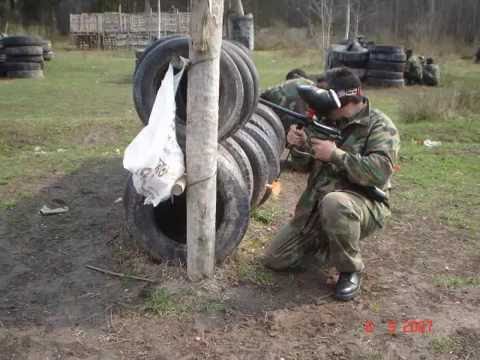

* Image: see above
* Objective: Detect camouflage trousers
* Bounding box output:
[263,191,387,273]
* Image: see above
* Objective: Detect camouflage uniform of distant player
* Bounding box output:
[405,49,423,85]
[263,68,400,301]
[260,69,315,131]
[422,58,440,86]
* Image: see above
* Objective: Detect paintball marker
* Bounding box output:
[259,85,388,205]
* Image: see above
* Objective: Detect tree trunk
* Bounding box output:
[230,0,244,16]
[344,0,351,40]
[354,1,360,38]
[186,0,224,281]
[144,0,151,13]
[393,0,399,40]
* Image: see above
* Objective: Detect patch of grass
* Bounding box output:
[433,275,480,289]
[399,87,480,125]
[253,50,324,88]
[144,288,191,316]
[237,261,274,286]
[144,287,227,317]
[430,336,461,354]
[370,302,381,313]
[394,142,480,234]
[0,200,17,210]
[251,207,278,225]
[199,300,226,314]
[0,49,139,204]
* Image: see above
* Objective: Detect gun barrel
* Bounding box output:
[259,98,309,124]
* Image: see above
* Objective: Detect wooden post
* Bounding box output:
[186,0,224,281]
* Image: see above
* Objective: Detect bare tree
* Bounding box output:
[229,0,244,16]
[344,0,351,40]
[309,0,334,49]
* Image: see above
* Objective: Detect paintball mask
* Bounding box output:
[297,85,342,117]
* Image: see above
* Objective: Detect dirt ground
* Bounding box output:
[1,158,479,360]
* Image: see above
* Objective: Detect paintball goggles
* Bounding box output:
[296,85,342,117]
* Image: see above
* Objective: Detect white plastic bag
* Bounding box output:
[123,64,186,206]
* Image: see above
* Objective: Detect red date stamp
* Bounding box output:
[363,319,433,335]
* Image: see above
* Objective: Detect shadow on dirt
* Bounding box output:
[0,158,132,328]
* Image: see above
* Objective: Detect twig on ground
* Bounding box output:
[86,265,155,283]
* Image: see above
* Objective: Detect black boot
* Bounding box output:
[335,272,361,301]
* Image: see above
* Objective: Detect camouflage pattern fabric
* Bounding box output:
[405,55,423,85]
[263,103,400,273]
[261,77,315,130]
[422,64,440,86]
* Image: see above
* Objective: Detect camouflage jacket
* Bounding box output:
[261,77,314,110]
[422,64,440,86]
[290,102,400,228]
[406,56,423,81]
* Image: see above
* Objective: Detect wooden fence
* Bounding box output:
[70,12,191,49]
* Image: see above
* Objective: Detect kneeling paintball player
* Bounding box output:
[262,68,400,301]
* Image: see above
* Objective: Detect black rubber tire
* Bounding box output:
[249,113,284,155]
[243,123,281,207]
[254,103,286,150]
[133,36,244,141]
[371,45,404,54]
[367,60,406,72]
[1,36,44,47]
[124,145,250,263]
[223,41,257,132]
[367,70,404,80]
[232,130,270,208]
[0,62,43,72]
[370,52,407,63]
[7,70,44,79]
[4,46,43,57]
[330,48,369,63]
[224,40,259,119]
[134,35,182,73]
[338,59,369,68]
[366,77,405,88]
[222,137,254,203]
[227,40,251,56]
[6,55,44,63]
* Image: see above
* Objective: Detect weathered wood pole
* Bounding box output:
[186,0,224,281]
[230,0,245,16]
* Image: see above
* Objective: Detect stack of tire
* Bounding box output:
[366,45,406,88]
[125,35,285,263]
[326,41,369,81]
[0,36,51,79]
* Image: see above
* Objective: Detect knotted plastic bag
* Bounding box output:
[123,63,185,206]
